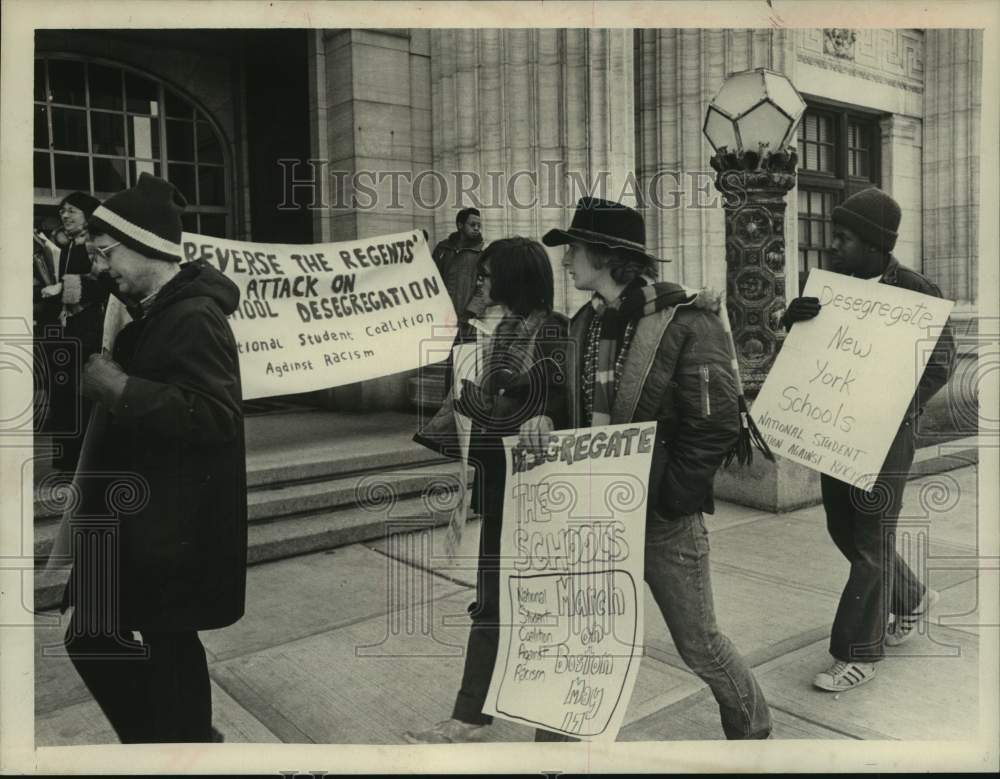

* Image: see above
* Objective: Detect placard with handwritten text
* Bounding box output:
[752,269,953,491]
[482,423,654,740]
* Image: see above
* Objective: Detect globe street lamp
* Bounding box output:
[704,68,805,396]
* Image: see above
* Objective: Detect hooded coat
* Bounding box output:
[568,282,740,520]
[66,260,248,631]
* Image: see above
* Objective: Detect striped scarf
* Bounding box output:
[584,278,681,426]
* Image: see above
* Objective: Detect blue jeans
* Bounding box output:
[645,512,772,739]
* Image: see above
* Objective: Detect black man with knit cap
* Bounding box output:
[783,186,955,692]
[62,173,247,742]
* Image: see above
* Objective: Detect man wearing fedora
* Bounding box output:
[782,187,955,692]
[522,197,772,740]
[61,173,247,742]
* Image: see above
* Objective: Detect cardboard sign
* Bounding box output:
[482,422,654,741]
[180,230,457,399]
[752,269,953,491]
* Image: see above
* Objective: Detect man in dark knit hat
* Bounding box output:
[61,173,247,743]
[783,186,955,692]
[519,197,772,741]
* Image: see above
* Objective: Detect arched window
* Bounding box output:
[33,56,231,237]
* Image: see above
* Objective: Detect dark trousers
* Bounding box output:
[451,453,578,742]
[822,419,925,662]
[64,612,213,743]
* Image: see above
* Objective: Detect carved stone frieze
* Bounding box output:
[824,29,857,60]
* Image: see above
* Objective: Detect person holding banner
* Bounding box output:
[406,237,571,744]
[519,197,773,740]
[782,187,955,692]
[36,192,110,472]
[60,173,247,743]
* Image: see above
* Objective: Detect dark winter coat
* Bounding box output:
[68,260,248,631]
[568,285,740,520]
[879,256,955,418]
[432,231,483,323]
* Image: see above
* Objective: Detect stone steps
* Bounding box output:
[33,414,473,610]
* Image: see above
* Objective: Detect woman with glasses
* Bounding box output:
[406,236,571,744]
[36,192,110,473]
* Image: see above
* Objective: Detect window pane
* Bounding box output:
[91,111,126,156]
[166,119,195,161]
[88,64,123,111]
[129,159,161,184]
[198,166,225,205]
[809,191,821,214]
[818,115,831,143]
[35,59,45,102]
[856,151,869,178]
[805,143,818,170]
[93,157,127,193]
[47,59,86,106]
[53,154,90,191]
[797,189,807,211]
[168,163,197,203]
[128,115,160,158]
[165,89,193,119]
[848,149,857,177]
[34,105,49,149]
[125,72,160,115]
[196,122,223,163]
[34,152,51,191]
[50,107,88,152]
[798,218,808,244]
[804,113,817,142]
[181,212,198,233]
[819,144,832,172]
[825,220,833,245]
[199,213,226,238]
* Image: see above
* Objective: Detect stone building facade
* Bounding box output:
[34,28,982,411]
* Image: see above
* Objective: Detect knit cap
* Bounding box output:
[89,173,187,262]
[831,187,901,253]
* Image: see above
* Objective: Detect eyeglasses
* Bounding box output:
[91,241,121,262]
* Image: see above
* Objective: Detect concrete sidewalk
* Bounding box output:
[34,464,984,745]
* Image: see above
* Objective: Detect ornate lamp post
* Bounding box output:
[703,68,806,396]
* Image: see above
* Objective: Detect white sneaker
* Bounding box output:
[402,718,487,744]
[886,589,940,647]
[813,660,877,691]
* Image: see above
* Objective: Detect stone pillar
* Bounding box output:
[309,30,433,411]
[922,29,981,322]
[880,114,924,270]
[428,29,635,316]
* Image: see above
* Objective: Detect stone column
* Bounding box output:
[310,30,433,411]
[923,29,981,319]
[879,114,923,269]
[428,29,635,316]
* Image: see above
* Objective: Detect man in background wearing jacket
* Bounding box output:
[782,187,955,692]
[62,173,248,743]
[521,197,772,740]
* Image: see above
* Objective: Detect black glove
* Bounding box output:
[453,379,493,426]
[781,296,821,329]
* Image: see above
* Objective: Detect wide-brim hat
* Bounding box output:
[542,197,663,263]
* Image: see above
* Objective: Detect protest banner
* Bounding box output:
[751,269,954,491]
[482,422,654,740]
[180,229,457,399]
